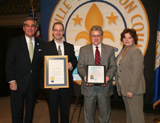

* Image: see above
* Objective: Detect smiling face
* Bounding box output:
[123,33,134,47]
[52,24,64,43]
[90,30,103,46]
[23,20,37,38]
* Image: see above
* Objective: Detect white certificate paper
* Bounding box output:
[87,66,105,84]
[48,60,64,84]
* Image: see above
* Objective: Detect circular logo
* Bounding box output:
[49,0,149,57]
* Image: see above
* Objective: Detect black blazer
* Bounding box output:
[5,35,45,93]
[42,40,77,89]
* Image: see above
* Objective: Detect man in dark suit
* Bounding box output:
[77,25,117,123]
[5,17,45,123]
[42,22,77,123]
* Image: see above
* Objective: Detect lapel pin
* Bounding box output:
[37,43,39,45]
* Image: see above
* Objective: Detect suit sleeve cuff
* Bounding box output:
[9,80,16,83]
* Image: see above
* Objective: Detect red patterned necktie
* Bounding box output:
[95,46,101,65]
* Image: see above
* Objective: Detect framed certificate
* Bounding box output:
[44,55,69,88]
[86,65,105,85]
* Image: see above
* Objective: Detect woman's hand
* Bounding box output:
[127,92,133,98]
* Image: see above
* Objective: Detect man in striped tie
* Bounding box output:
[77,25,117,123]
[42,22,77,123]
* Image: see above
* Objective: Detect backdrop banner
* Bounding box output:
[41,0,160,105]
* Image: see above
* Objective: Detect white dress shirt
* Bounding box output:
[25,36,35,50]
[92,43,101,59]
[55,41,64,55]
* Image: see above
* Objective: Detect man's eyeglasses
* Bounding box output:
[53,29,63,32]
[90,35,102,38]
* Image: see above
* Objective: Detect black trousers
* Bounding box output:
[10,80,38,123]
[45,88,72,123]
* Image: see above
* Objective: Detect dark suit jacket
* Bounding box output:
[5,35,45,93]
[77,43,117,97]
[42,40,77,89]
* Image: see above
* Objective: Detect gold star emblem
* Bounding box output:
[106,12,118,25]
[72,14,83,26]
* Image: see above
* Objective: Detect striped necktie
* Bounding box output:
[95,46,100,65]
[58,45,62,55]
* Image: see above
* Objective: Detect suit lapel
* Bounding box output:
[89,44,95,64]
[32,38,39,62]
[118,44,136,62]
[64,41,67,55]
[117,47,125,61]
[101,43,105,64]
[51,40,59,55]
[21,36,30,63]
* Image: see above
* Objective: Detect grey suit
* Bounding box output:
[77,43,117,123]
[115,43,145,123]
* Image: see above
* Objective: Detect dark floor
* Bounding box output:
[0,96,160,123]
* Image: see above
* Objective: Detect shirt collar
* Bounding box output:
[55,40,63,46]
[92,43,101,48]
[25,35,34,42]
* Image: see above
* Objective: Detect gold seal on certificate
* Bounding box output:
[86,65,105,85]
[44,55,69,88]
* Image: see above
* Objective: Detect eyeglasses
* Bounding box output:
[54,29,63,32]
[25,24,36,28]
[90,35,102,38]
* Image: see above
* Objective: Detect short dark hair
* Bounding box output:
[89,25,103,36]
[52,22,64,31]
[120,28,138,44]
[23,17,37,27]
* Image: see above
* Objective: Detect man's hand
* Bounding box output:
[101,76,109,87]
[84,77,94,86]
[68,62,73,70]
[106,76,109,83]
[51,87,59,90]
[84,77,86,83]
[10,81,17,91]
[118,92,121,96]
[127,92,133,98]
